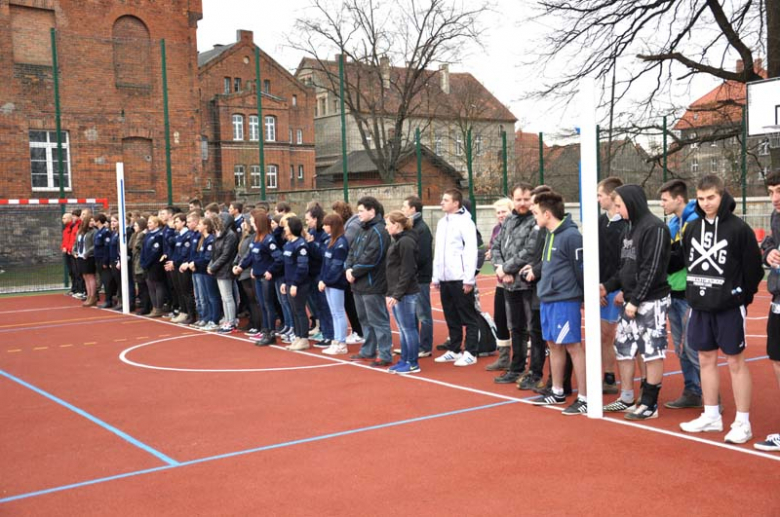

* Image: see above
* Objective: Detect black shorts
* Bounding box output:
[77,257,96,275]
[767,309,780,361]
[687,306,746,356]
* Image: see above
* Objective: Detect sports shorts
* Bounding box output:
[687,306,746,356]
[540,300,582,345]
[600,290,621,323]
[614,296,670,362]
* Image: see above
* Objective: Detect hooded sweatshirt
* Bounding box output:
[385,230,420,301]
[432,207,478,285]
[682,190,763,311]
[536,214,583,303]
[602,185,671,306]
[666,199,699,295]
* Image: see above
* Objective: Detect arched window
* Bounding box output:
[112,16,151,89]
[265,116,276,142]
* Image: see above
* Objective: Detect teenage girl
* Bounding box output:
[190,216,220,330]
[280,216,310,351]
[319,213,350,355]
[233,217,262,334]
[208,215,238,333]
[272,214,295,340]
[331,200,364,344]
[93,214,113,307]
[170,213,196,324]
[141,216,166,317]
[107,214,121,309]
[75,215,97,306]
[130,217,150,314]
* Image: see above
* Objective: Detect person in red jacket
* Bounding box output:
[61,211,82,298]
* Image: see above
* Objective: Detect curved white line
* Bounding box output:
[119,335,346,373]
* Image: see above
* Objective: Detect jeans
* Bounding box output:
[217,278,237,326]
[416,283,434,352]
[325,287,348,342]
[309,285,333,340]
[669,296,701,395]
[202,274,222,324]
[393,294,419,364]
[354,292,393,361]
[289,282,311,338]
[275,277,294,329]
[193,273,206,321]
[254,277,278,330]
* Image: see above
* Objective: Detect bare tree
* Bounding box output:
[292,0,488,182]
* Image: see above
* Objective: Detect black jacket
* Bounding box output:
[410,213,432,284]
[208,215,239,280]
[761,210,780,301]
[599,212,629,283]
[386,230,420,300]
[491,210,537,291]
[603,185,671,306]
[345,214,390,294]
[683,190,763,310]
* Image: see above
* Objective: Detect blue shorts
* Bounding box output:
[687,306,746,356]
[600,290,621,323]
[540,300,582,344]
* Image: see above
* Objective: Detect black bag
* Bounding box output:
[476,310,497,356]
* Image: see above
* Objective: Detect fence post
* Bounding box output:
[416,127,422,198]
[254,47,266,201]
[741,106,747,214]
[161,39,173,205]
[596,125,601,181]
[467,128,476,223]
[50,28,68,288]
[501,130,508,196]
[538,132,545,185]
[339,54,349,202]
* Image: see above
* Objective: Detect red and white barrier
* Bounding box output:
[0,198,109,209]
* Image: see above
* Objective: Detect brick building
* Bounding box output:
[198,30,316,201]
[0,0,204,205]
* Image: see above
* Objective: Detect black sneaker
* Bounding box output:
[517,374,541,391]
[562,398,588,416]
[604,398,635,413]
[494,371,522,384]
[532,388,566,406]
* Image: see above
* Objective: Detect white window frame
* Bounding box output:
[475,136,483,156]
[289,128,293,143]
[759,139,770,156]
[710,157,719,172]
[290,164,295,179]
[265,116,276,142]
[224,77,231,94]
[232,115,244,141]
[298,164,304,180]
[234,164,246,188]
[455,135,463,156]
[691,157,699,173]
[267,164,278,189]
[296,129,303,145]
[250,164,262,188]
[434,133,443,155]
[292,94,298,106]
[30,130,72,192]
[248,115,260,142]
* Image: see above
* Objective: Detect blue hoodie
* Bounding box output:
[667,199,699,293]
[536,214,583,303]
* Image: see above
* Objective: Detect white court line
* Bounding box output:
[104,308,780,463]
[0,305,81,315]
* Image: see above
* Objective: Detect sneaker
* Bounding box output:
[604,399,636,413]
[162,312,174,319]
[202,322,220,331]
[370,358,392,367]
[388,361,409,373]
[244,328,260,336]
[281,331,295,343]
[322,342,348,355]
[312,339,331,349]
[345,332,364,345]
[494,371,521,384]
[532,389,567,406]
[308,324,320,337]
[349,354,373,361]
[287,337,311,351]
[396,363,421,374]
[754,433,780,452]
[217,325,236,334]
[189,320,205,328]
[453,351,477,367]
[434,351,462,363]
[254,335,275,347]
[625,404,658,421]
[418,350,432,358]
[247,331,265,340]
[680,414,723,433]
[562,398,588,416]
[309,332,323,342]
[274,326,290,337]
[724,421,753,444]
[171,313,189,324]
[436,338,450,351]
[664,391,703,409]
[392,348,402,355]
[517,375,541,391]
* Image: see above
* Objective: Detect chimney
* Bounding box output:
[237,30,253,43]
[380,56,390,89]
[439,64,450,94]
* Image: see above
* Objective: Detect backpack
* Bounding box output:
[476,310,497,356]
[476,228,486,271]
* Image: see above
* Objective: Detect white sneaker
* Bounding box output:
[346,332,364,345]
[322,342,348,355]
[724,421,753,444]
[454,351,478,367]
[434,350,462,363]
[680,414,723,433]
[202,322,220,332]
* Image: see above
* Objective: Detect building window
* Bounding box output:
[234,165,246,188]
[250,165,262,188]
[456,135,463,156]
[475,136,483,156]
[263,80,270,93]
[333,98,339,113]
[234,77,242,93]
[29,130,71,191]
[759,139,770,156]
[365,133,372,148]
[296,129,303,145]
[691,157,699,174]
[298,164,304,180]
[267,165,278,189]
[710,157,719,172]
[434,133,443,155]
[248,115,259,141]
[289,128,293,143]
[292,95,298,106]
[290,164,295,179]
[224,77,231,94]
[232,115,244,141]
[112,16,151,89]
[200,136,208,161]
[265,116,276,142]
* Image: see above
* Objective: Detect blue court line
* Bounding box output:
[0,369,178,467]
[0,399,516,504]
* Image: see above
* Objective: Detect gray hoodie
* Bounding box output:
[536,214,583,303]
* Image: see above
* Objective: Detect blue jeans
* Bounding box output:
[669,297,701,396]
[325,287,347,342]
[192,273,207,322]
[308,281,334,340]
[254,277,278,330]
[203,274,222,324]
[354,292,392,361]
[393,294,419,364]
[415,283,433,353]
[275,277,294,329]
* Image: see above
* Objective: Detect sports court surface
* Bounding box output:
[1,276,778,515]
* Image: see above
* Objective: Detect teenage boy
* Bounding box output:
[757,170,780,452]
[597,177,629,395]
[402,195,434,357]
[490,183,537,384]
[345,196,393,367]
[600,185,671,420]
[679,175,763,443]
[432,189,481,367]
[659,179,703,409]
[529,191,587,415]
[229,202,245,235]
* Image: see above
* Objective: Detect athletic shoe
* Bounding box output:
[188,320,206,329]
[664,391,703,409]
[244,328,260,336]
[322,342,348,355]
[171,313,189,324]
[396,363,421,374]
[434,351,462,363]
[494,371,521,384]
[281,331,295,343]
[453,351,477,367]
[680,414,723,433]
[517,374,541,391]
[604,398,636,413]
[370,358,392,367]
[418,350,432,358]
[312,339,331,349]
[162,312,174,319]
[247,331,265,340]
[388,361,409,373]
[436,338,450,351]
[345,332,364,345]
[349,354,374,361]
[392,348,402,355]
[754,433,780,452]
[532,389,567,406]
[202,322,220,332]
[562,398,588,416]
[254,335,275,347]
[309,332,324,342]
[274,326,290,337]
[217,325,236,334]
[724,421,753,444]
[287,337,310,351]
[308,323,320,337]
[625,404,658,420]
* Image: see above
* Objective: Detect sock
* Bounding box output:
[704,405,720,419]
[552,386,564,396]
[621,389,635,403]
[735,411,750,425]
[578,395,587,403]
[604,372,616,385]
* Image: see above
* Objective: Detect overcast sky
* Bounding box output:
[197,0,722,144]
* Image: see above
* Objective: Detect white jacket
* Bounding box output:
[433,207,478,285]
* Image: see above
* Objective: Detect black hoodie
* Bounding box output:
[603,185,671,306]
[682,190,763,311]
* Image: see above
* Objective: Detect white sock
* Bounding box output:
[552,386,564,396]
[621,390,635,403]
[578,395,587,403]
[703,405,720,420]
[735,411,750,425]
